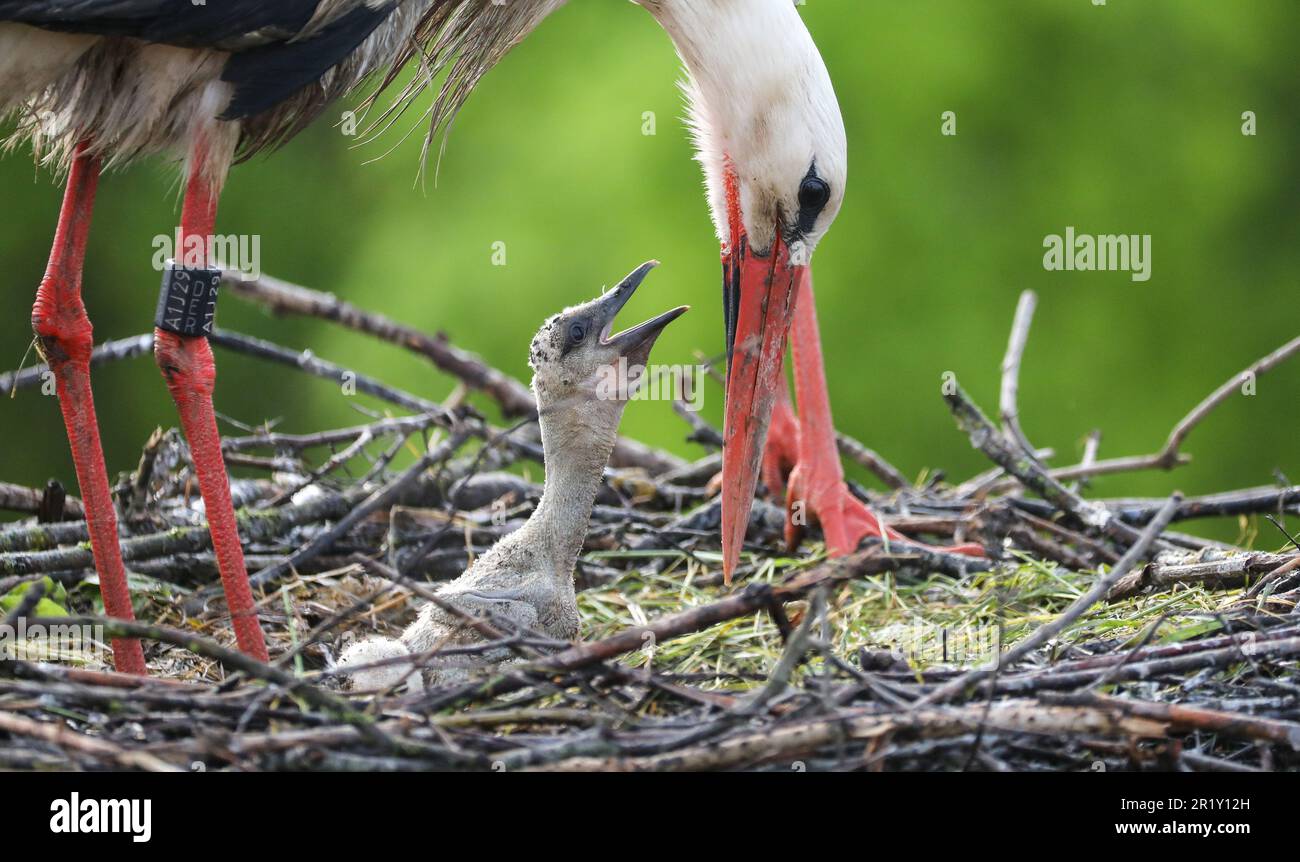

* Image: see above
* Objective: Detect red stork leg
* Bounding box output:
[152,138,269,662]
[777,275,987,559]
[31,142,147,675]
[761,383,799,500]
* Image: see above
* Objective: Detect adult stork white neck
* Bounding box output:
[3,0,984,674]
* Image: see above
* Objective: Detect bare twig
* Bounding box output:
[1,333,153,395]
[993,333,1300,488]
[944,375,1156,549]
[222,270,537,417]
[999,290,1039,461]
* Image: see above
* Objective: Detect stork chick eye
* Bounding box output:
[568,322,587,344]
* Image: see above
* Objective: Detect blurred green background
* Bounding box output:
[2,0,1297,541]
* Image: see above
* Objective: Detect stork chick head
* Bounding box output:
[528,261,688,418]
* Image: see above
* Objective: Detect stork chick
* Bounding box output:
[340,261,686,692]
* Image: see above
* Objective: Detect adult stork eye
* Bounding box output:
[798,176,831,214]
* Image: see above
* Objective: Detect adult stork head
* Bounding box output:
[642,0,848,576]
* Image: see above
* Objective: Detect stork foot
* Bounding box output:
[768,386,985,560]
[782,462,987,558]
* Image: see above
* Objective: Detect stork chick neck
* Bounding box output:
[524,397,623,582]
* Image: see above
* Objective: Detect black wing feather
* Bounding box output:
[220,5,394,119]
[0,1,321,47]
[1,1,399,122]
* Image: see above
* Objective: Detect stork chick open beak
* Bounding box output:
[597,260,690,365]
[721,230,808,582]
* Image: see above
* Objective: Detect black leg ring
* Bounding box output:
[155,261,222,337]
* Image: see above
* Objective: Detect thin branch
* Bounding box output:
[943,375,1153,548]
[999,290,1039,461]
[1,333,153,395]
[222,269,538,417]
[992,333,1300,489]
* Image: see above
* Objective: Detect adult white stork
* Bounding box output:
[1,0,983,674]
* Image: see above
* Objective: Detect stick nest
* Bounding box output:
[1,277,1297,772]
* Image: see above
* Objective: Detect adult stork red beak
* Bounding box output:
[716,173,986,581]
[718,169,807,579]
